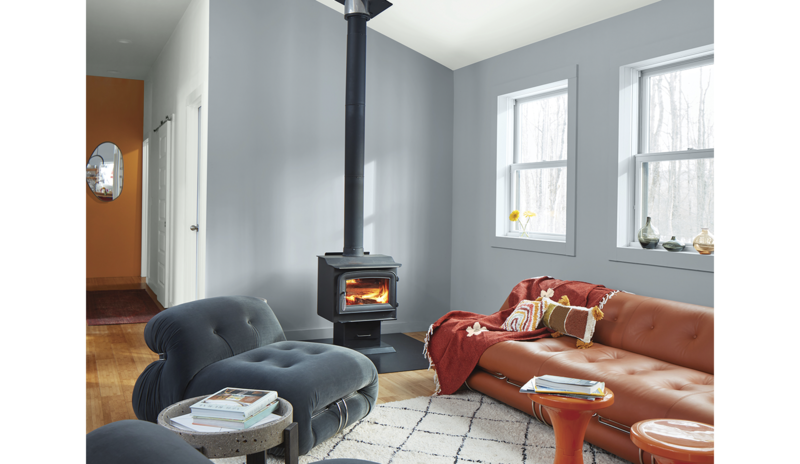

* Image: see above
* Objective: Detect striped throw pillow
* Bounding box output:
[501,299,544,332]
[541,296,603,344]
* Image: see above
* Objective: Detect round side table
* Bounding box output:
[157,396,298,464]
[631,419,714,464]
[527,388,615,464]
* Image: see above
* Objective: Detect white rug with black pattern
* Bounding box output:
[213,390,627,464]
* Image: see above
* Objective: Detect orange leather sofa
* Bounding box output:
[465,292,713,463]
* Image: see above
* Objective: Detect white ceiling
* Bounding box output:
[86,0,660,80]
[316,0,661,70]
[86,0,193,80]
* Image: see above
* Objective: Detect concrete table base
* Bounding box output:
[158,396,298,464]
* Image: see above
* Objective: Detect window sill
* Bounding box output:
[491,235,574,256]
[611,245,713,272]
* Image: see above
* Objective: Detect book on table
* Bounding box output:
[190,387,278,420]
[520,375,605,399]
[192,399,280,430]
[170,410,281,433]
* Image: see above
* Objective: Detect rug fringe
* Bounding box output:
[422,323,442,396]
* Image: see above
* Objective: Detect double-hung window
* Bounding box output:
[637,56,714,244]
[511,90,568,237]
[493,66,577,256]
[615,47,714,271]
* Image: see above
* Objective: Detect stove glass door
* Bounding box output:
[345,278,390,306]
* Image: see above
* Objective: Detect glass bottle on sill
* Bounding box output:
[637,217,660,249]
[693,228,714,255]
[663,236,685,252]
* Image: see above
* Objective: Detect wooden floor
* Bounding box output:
[86,278,436,433]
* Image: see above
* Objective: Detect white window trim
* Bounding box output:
[613,45,714,272]
[491,65,578,256]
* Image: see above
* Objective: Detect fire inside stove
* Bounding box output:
[345,278,389,305]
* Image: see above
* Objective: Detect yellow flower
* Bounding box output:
[523,211,536,218]
[509,210,520,222]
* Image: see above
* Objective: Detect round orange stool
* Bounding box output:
[630,419,714,464]
[527,388,614,464]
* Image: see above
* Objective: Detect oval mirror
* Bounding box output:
[87,142,124,201]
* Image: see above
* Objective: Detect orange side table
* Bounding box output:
[631,419,714,464]
[527,388,614,464]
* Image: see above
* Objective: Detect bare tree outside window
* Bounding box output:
[514,91,568,235]
[644,159,714,243]
[647,64,714,153]
[641,61,714,242]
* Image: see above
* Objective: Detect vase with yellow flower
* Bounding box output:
[509,210,536,237]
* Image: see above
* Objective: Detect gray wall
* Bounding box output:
[450,0,715,314]
[206,0,454,338]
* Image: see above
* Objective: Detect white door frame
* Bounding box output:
[141,138,149,277]
[184,90,207,302]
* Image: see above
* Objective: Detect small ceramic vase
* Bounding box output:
[637,217,660,249]
[692,228,714,255]
[663,236,685,252]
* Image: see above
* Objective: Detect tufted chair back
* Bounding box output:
[132,296,287,421]
[592,292,714,374]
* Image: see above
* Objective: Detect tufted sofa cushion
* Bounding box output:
[478,337,713,426]
[184,341,379,455]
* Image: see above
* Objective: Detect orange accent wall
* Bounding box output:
[86,76,144,278]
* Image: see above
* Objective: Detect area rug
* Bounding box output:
[86,289,161,326]
[211,390,627,464]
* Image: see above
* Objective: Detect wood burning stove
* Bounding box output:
[317,0,397,355]
[317,253,400,353]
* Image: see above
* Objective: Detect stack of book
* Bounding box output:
[170,387,281,432]
[520,375,605,400]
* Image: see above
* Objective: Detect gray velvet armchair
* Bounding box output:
[132,296,379,455]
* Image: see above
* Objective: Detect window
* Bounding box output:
[493,66,577,255]
[614,46,714,272]
[636,57,714,245]
[512,90,568,237]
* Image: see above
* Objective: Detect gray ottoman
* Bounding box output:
[132,296,379,455]
[87,420,211,464]
[87,420,381,464]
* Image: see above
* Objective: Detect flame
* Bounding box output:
[345,278,389,305]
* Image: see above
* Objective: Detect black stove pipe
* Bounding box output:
[343,9,369,257]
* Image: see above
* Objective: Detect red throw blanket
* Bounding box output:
[423,276,620,395]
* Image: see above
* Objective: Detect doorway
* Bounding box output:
[184,94,207,303]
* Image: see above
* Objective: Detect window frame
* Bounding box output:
[492,65,577,256]
[613,45,714,272]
